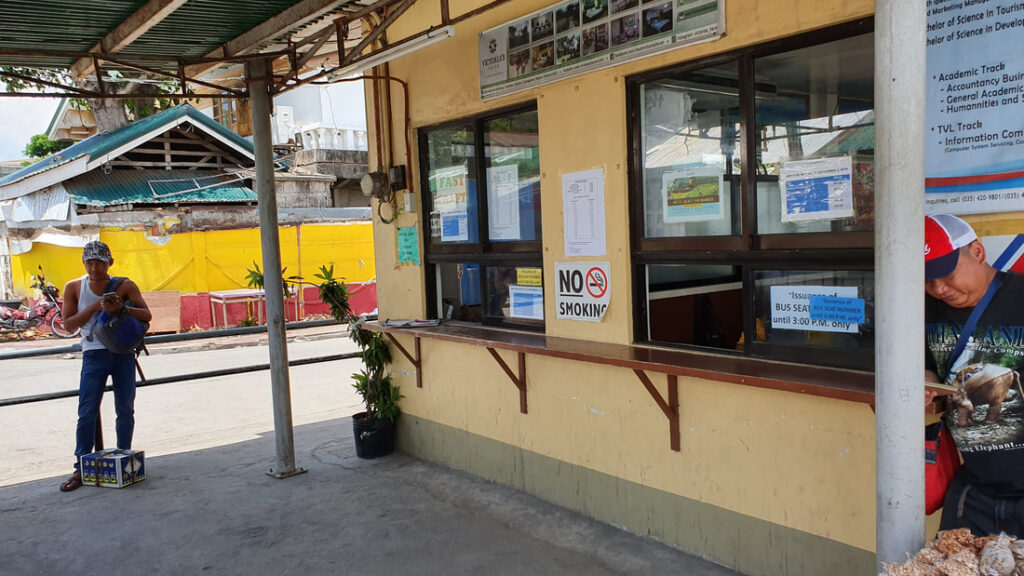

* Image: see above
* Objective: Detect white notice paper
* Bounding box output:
[769,285,859,333]
[779,156,854,223]
[488,165,520,241]
[509,285,544,320]
[562,168,606,257]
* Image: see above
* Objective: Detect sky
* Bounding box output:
[0,98,60,161]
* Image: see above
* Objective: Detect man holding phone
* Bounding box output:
[58,240,152,492]
[924,214,1024,536]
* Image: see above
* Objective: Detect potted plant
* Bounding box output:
[314,264,402,459]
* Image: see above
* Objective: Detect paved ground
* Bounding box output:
[0,326,740,576]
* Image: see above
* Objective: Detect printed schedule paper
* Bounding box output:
[562,168,606,257]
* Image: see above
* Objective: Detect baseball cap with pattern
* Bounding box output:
[82,240,112,263]
[924,214,977,280]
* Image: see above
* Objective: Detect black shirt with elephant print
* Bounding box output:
[926,271,1024,496]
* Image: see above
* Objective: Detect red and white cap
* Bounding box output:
[925,214,977,280]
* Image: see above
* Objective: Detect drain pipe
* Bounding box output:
[246,58,305,480]
[875,0,926,564]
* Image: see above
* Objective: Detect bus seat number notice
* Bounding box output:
[556,262,611,322]
[769,285,861,334]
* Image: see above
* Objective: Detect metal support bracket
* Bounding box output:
[267,467,308,479]
[385,333,421,388]
[487,347,527,414]
[633,370,679,452]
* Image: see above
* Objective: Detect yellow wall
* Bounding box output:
[10,222,375,296]
[377,0,875,344]
[367,0,881,566]
[393,341,878,550]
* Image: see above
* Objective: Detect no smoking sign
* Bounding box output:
[586,267,607,298]
[555,262,611,322]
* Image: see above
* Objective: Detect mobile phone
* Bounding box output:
[103,292,118,302]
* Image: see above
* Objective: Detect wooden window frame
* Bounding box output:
[419,103,544,331]
[627,18,877,370]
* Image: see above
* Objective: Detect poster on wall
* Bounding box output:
[769,285,862,334]
[430,165,470,242]
[925,2,1024,214]
[397,226,420,265]
[488,164,521,240]
[555,261,610,321]
[509,285,545,320]
[661,165,723,223]
[478,0,724,100]
[562,168,606,257]
[778,156,854,223]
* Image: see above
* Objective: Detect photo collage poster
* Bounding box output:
[479,0,723,100]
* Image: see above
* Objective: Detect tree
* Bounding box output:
[2,66,183,135]
[23,134,71,158]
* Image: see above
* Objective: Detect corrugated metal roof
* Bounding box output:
[0,103,253,188]
[64,169,256,206]
[0,1,150,68]
[0,1,362,70]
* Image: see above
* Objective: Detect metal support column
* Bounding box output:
[875,0,926,564]
[246,58,305,479]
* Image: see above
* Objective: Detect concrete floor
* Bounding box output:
[0,327,739,576]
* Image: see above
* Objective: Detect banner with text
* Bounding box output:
[926,0,1024,214]
[479,0,724,101]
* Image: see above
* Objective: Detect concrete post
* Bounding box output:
[246,58,305,479]
[875,0,927,564]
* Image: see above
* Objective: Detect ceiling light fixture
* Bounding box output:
[328,25,455,81]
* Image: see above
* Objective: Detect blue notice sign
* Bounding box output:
[808,296,865,324]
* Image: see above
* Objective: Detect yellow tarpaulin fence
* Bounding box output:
[10,222,375,296]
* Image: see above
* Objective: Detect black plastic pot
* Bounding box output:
[352,412,395,459]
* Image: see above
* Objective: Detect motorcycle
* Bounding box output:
[0,266,79,338]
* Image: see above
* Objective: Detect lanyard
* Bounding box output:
[946,271,1004,376]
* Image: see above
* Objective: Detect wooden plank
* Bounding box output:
[142,290,181,334]
[367,323,876,405]
[70,0,190,80]
[185,0,349,78]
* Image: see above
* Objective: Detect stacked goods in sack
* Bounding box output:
[881,529,1024,576]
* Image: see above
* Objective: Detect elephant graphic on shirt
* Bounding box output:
[949,363,1024,427]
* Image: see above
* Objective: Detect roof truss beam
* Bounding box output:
[185,0,351,79]
[0,0,517,100]
[70,0,191,81]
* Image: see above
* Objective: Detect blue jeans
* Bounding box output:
[74,349,136,468]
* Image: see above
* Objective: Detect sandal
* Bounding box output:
[59,471,82,492]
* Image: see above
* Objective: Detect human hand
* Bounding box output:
[925,389,938,405]
[100,292,123,314]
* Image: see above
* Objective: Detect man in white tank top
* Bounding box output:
[57,241,152,492]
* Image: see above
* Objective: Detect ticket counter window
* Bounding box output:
[434,263,544,328]
[628,20,874,369]
[421,104,544,330]
[639,61,741,239]
[753,33,875,236]
[425,124,478,245]
[485,111,541,243]
[750,270,874,368]
[485,266,544,328]
[645,264,740,350]
[436,263,482,322]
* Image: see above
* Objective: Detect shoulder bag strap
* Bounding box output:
[947,271,1005,375]
[106,276,126,294]
[86,277,127,341]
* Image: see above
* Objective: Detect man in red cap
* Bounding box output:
[924,214,1024,536]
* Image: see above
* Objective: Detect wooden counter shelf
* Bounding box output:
[367,322,875,452]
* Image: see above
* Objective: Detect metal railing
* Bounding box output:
[0,317,368,408]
